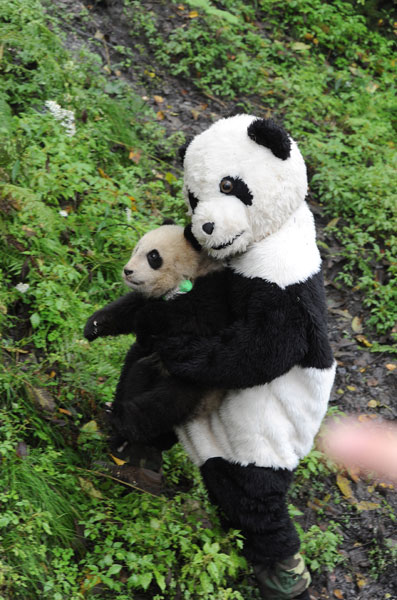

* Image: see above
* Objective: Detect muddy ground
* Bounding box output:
[51,1,396,598]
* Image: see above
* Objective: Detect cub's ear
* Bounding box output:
[178,137,193,165]
[162,218,176,225]
[184,224,202,252]
[247,118,291,160]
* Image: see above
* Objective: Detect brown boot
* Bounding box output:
[254,552,311,600]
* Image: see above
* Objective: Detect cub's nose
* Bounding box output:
[202,222,215,235]
[124,268,133,276]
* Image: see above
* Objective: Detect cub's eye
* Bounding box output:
[220,178,233,194]
[147,249,163,270]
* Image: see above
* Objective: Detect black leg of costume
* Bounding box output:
[201,457,300,565]
[201,458,311,599]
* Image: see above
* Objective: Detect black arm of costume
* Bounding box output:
[84,292,147,341]
[157,302,309,389]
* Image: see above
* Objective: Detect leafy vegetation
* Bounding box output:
[0,1,247,597]
[0,0,396,598]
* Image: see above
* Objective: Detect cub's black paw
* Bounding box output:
[84,310,113,341]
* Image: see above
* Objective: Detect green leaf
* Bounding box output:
[291,42,311,51]
[207,560,220,583]
[30,313,40,328]
[165,172,177,185]
[107,563,123,576]
[154,570,166,591]
[139,572,153,590]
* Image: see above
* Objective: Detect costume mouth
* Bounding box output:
[124,277,144,286]
[211,231,244,251]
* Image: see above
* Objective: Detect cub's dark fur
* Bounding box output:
[84,269,229,449]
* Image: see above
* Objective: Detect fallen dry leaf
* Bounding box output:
[79,477,103,499]
[153,95,164,104]
[336,474,355,501]
[358,414,377,422]
[156,110,165,120]
[188,10,199,18]
[356,575,367,589]
[347,466,360,483]
[110,453,127,466]
[333,589,344,599]
[355,501,380,511]
[326,216,340,228]
[128,149,142,164]
[98,167,111,179]
[367,399,379,408]
[94,29,105,41]
[385,363,396,371]
[356,334,372,347]
[351,316,363,333]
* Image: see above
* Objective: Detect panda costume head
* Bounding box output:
[182,115,307,255]
[123,222,218,298]
[181,114,316,275]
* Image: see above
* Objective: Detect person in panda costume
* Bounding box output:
[86,115,335,599]
[137,114,336,599]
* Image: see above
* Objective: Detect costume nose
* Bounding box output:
[202,222,215,235]
[124,268,133,276]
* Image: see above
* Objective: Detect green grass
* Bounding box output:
[0,0,396,597]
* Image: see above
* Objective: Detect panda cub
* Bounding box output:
[84,222,226,457]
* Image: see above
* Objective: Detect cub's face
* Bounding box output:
[183,114,308,259]
[123,225,200,298]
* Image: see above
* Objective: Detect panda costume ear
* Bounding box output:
[247,118,291,160]
[178,137,193,165]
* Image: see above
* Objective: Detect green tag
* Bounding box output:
[179,279,193,293]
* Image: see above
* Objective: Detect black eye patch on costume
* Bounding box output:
[188,190,199,212]
[219,176,253,206]
[147,249,163,270]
